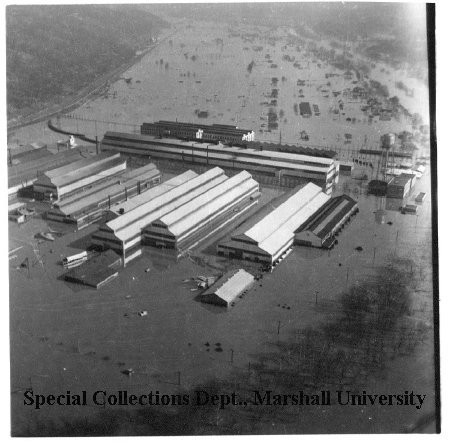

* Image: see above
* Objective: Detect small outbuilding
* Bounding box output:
[200,269,254,307]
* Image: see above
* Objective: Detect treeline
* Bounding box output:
[7,5,167,119]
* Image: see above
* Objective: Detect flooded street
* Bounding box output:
[9,7,435,436]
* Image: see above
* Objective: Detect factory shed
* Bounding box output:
[218,183,330,264]
[33,153,126,201]
[101,131,338,194]
[64,249,121,289]
[144,171,259,252]
[294,194,358,249]
[46,163,161,229]
[92,168,228,264]
[108,170,198,217]
[201,269,254,307]
[8,147,90,200]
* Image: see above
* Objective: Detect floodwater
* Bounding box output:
[10,19,428,157]
[9,16,434,436]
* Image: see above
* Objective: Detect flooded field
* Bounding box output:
[10,18,428,159]
[9,12,434,436]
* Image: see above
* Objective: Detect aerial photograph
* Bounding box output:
[7,1,437,436]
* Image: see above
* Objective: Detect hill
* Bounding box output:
[7,5,167,121]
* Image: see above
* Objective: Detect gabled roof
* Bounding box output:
[156,171,251,229]
[245,182,325,244]
[202,269,254,305]
[110,170,197,214]
[42,153,124,188]
[107,167,227,241]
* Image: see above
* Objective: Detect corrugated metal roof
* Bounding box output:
[257,228,294,256]
[48,155,125,188]
[166,172,258,237]
[8,148,88,188]
[202,269,254,304]
[57,167,161,216]
[45,152,119,179]
[109,170,197,214]
[296,195,357,239]
[103,131,334,166]
[102,138,333,174]
[245,183,325,243]
[157,171,252,228]
[109,167,227,240]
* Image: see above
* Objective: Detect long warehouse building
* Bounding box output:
[100,131,338,194]
[46,163,161,229]
[33,152,126,201]
[218,183,330,265]
[143,170,259,253]
[92,167,253,265]
[294,194,358,248]
[8,147,90,200]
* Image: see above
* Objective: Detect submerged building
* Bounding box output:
[218,183,330,264]
[218,183,358,263]
[100,131,338,194]
[33,153,126,201]
[294,194,358,249]
[143,170,259,252]
[141,120,255,144]
[200,269,255,307]
[46,163,161,229]
[92,167,258,265]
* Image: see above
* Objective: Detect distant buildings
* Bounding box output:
[299,102,312,117]
[141,120,255,144]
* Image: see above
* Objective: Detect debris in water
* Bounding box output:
[138,310,148,317]
[122,368,134,376]
[145,268,150,273]
[355,246,363,251]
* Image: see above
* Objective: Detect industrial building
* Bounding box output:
[143,171,259,252]
[141,120,255,144]
[200,269,255,307]
[299,102,312,117]
[294,194,358,249]
[33,152,126,201]
[8,147,90,200]
[246,141,336,159]
[107,170,198,217]
[218,183,358,262]
[386,173,416,199]
[92,167,255,265]
[64,249,122,289]
[100,131,338,194]
[46,163,161,229]
[218,183,330,264]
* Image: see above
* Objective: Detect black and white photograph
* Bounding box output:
[5,1,439,437]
